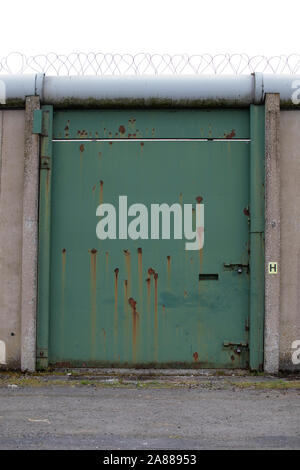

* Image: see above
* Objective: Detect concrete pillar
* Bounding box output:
[279,111,300,371]
[21,96,40,371]
[264,94,281,374]
[0,110,25,369]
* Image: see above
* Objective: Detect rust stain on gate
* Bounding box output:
[138,248,143,305]
[166,255,171,290]
[124,279,130,361]
[61,248,67,355]
[154,272,159,360]
[124,250,131,296]
[128,297,139,362]
[114,267,119,359]
[79,143,85,173]
[89,248,98,355]
[146,275,151,359]
[99,180,104,206]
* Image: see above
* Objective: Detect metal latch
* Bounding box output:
[223,342,249,354]
[223,263,249,274]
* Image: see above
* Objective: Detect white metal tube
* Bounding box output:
[0,73,300,107]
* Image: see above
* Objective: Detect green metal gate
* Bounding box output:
[36,107,265,370]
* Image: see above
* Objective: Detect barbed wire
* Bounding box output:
[1,53,300,75]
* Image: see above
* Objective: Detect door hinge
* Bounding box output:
[37,348,48,359]
[40,156,51,170]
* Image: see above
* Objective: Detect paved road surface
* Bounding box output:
[0,374,299,449]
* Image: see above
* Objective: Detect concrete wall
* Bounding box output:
[280,111,300,371]
[0,111,25,368]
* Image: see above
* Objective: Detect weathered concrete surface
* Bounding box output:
[0,111,25,369]
[279,111,300,371]
[265,94,281,374]
[21,97,40,372]
[0,374,299,450]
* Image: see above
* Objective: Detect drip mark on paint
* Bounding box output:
[124,250,131,295]
[89,248,98,355]
[138,248,143,304]
[128,297,139,362]
[114,268,119,360]
[99,180,104,205]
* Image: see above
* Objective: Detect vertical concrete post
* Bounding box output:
[0,111,26,369]
[264,93,280,374]
[21,96,40,371]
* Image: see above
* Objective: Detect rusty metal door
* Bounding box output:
[37,107,265,369]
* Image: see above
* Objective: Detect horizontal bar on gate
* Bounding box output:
[52,138,251,142]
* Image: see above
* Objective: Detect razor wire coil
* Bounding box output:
[1,53,300,75]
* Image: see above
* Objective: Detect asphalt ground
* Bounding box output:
[0,370,299,450]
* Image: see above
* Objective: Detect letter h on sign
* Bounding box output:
[268,262,278,274]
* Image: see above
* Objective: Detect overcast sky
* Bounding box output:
[0,0,299,57]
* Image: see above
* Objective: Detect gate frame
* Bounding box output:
[249,104,265,371]
[34,104,266,371]
[36,105,53,369]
